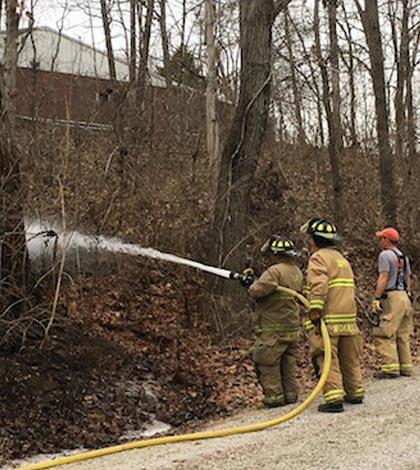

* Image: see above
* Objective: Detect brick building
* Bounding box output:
[0,26,168,128]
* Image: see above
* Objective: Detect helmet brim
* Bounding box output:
[299,221,310,234]
[260,239,271,254]
[300,220,342,243]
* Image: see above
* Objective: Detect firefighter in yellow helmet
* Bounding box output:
[240,235,303,408]
[300,218,364,412]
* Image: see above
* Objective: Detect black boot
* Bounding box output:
[374,371,398,379]
[318,401,344,413]
[344,396,363,404]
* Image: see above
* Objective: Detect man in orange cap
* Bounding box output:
[371,227,414,378]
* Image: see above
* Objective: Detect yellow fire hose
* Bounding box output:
[17,286,331,470]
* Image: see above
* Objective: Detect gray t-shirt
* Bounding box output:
[378,248,411,291]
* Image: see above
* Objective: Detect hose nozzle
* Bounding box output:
[230,270,255,288]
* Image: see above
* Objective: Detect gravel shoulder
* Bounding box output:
[12,366,420,470]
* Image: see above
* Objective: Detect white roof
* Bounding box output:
[0,26,166,86]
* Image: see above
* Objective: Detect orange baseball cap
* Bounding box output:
[375,227,400,242]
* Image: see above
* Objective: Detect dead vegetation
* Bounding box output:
[0,121,419,463]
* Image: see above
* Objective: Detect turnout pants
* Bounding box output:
[253,333,299,403]
[309,329,364,403]
[373,291,413,376]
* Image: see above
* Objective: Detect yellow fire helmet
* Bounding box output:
[260,235,301,256]
[300,217,343,242]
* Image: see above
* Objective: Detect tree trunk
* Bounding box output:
[327,0,343,150]
[133,0,154,142]
[206,0,292,332]
[100,0,116,81]
[403,9,418,185]
[284,9,305,144]
[286,13,324,147]
[391,0,409,164]
[129,0,136,82]
[205,0,220,199]
[159,0,171,87]
[340,2,358,146]
[355,0,397,225]
[0,0,29,309]
[314,0,343,225]
[138,0,154,89]
[210,0,274,268]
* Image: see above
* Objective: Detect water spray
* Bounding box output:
[95,237,237,280]
[27,221,246,282]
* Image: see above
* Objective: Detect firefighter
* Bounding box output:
[240,235,303,408]
[371,227,414,378]
[300,218,364,413]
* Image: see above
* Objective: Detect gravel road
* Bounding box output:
[11,368,420,470]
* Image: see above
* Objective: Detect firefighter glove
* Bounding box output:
[371,298,382,313]
[308,309,322,326]
[239,267,255,288]
[366,310,380,327]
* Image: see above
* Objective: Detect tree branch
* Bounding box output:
[273,0,293,18]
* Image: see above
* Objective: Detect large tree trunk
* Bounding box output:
[206,0,292,332]
[210,0,274,268]
[355,0,397,225]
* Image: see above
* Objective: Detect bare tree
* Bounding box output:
[284,8,305,143]
[159,0,171,86]
[390,0,409,163]
[313,0,343,224]
[129,0,137,82]
[207,0,293,327]
[138,0,154,88]
[339,1,358,146]
[0,0,30,309]
[405,14,419,172]
[205,0,220,198]
[325,0,343,151]
[355,0,397,225]
[100,0,117,80]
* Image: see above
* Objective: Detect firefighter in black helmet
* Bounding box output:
[301,217,364,412]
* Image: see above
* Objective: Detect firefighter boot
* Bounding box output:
[374,371,398,379]
[263,394,286,408]
[344,396,363,404]
[318,401,344,413]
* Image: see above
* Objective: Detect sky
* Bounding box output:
[34,1,130,54]
[29,0,201,62]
